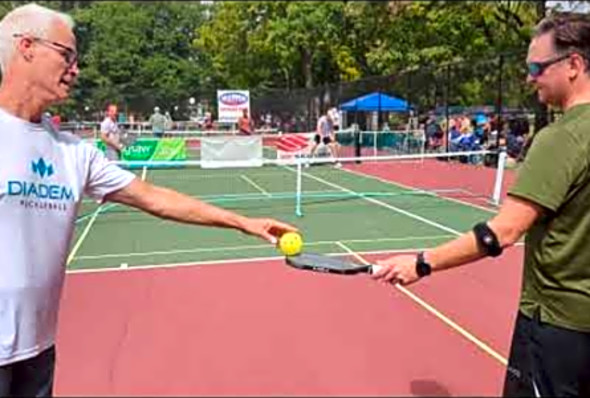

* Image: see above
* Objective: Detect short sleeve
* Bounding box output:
[508,126,586,212]
[100,119,116,136]
[83,144,136,201]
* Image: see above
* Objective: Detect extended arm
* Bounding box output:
[372,195,544,285]
[104,178,297,243]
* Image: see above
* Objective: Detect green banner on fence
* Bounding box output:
[96,138,187,161]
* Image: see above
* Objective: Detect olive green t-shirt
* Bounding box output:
[508,103,590,332]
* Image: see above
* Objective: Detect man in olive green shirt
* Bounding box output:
[372,14,590,397]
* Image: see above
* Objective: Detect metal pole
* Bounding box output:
[444,65,451,152]
[378,89,381,131]
[496,54,504,147]
[295,156,303,217]
[492,149,507,206]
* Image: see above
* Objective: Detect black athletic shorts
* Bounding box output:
[314,134,332,145]
[502,310,590,397]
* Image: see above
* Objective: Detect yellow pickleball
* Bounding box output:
[279,232,303,256]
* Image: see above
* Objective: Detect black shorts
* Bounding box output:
[314,134,332,145]
[0,346,55,397]
[502,310,590,397]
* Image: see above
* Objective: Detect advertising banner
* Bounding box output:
[217,90,250,124]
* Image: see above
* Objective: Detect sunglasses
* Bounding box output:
[13,33,78,66]
[527,53,572,78]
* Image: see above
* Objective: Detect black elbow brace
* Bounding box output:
[473,222,503,257]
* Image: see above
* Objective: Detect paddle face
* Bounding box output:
[119,130,137,147]
[286,252,380,275]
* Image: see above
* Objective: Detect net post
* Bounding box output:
[295,154,303,217]
[373,130,377,157]
[491,149,507,206]
[353,123,361,163]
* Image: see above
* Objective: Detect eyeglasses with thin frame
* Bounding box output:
[13,33,78,66]
[527,52,572,78]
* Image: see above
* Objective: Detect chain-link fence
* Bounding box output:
[251,50,556,156]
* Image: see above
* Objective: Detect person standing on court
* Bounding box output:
[310,108,341,167]
[148,106,167,138]
[372,14,590,397]
[0,4,297,397]
[99,103,123,160]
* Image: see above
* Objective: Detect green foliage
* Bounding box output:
[0,1,555,119]
[58,1,206,119]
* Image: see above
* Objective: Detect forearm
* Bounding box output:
[111,181,249,230]
[425,231,486,272]
[101,133,122,150]
[425,208,530,273]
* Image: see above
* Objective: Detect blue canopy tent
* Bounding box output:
[339,92,411,112]
[338,92,413,158]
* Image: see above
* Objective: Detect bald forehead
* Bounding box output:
[47,18,76,47]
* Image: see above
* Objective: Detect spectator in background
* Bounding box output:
[473,114,487,144]
[237,108,254,135]
[487,115,500,148]
[448,119,462,152]
[507,117,529,159]
[148,106,167,138]
[164,111,173,135]
[425,113,443,151]
[203,112,213,130]
[50,114,61,130]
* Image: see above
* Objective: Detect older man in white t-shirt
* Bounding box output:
[0,5,297,397]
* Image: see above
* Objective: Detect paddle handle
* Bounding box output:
[370,264,383,274]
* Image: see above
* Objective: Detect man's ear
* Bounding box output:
[16,36,34,61]
[569,53,587,79]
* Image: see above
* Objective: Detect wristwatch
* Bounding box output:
[416,251,432,278]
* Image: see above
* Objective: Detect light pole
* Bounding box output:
[189,97,196,121]
[83,106,90,123]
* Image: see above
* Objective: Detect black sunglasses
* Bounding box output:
[527,53,572,78]
[13,33,78,66]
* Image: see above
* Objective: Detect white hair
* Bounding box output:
[0,3,75,73]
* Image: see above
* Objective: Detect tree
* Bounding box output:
[55,1,209,119]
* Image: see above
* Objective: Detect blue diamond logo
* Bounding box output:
[31,158,54,178]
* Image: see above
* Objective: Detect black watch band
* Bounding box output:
[416,251,432,278]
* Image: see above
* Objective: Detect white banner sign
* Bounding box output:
[217,90,250,124]
[201,135,262,168]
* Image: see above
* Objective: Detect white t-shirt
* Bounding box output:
[316,115,333,138]
[100,117,120,161]
[100,116,118,137]
[328,108,340,128]
[0,108,135,365]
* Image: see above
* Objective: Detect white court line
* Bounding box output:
[66,247,443,275]
[337,242,508,366]
[73,234,455,261]
[67,205,103,265]
[341,166,499,214]
[301,169,463,236]
[240,175,271,197]
[67,243,524,275]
